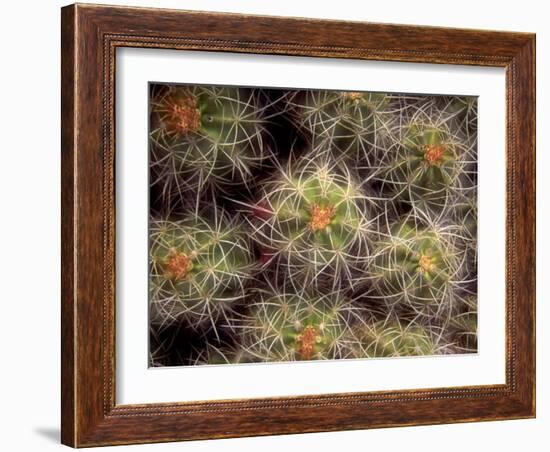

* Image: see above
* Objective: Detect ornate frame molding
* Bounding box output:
[61,4,535,447]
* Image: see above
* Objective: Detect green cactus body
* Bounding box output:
[291,90,390,161]
[244,291,359,362]
[149,213,253,329]
[383,122,461,209]
[372,222,459,307]
[251,160,371,286]
[150,85,270,199]
[358,321,438,357]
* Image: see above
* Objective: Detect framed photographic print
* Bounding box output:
[61,3,536,447]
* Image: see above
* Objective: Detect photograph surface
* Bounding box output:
[148,84,478,367]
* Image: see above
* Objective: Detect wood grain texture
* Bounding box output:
[60,3,536,447]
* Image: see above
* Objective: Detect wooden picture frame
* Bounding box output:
[61,3,536,447]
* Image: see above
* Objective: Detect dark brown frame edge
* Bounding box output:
[61,3,536,447]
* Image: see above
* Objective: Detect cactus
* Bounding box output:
[149,84,272,205]
[370,218,461,311]
[451,188,478,279]
[196,341,257,365]
[288,89,391,164]
[452,188,477,240]
[379,119,464,211]
[149,209,254,332]
[244,157,374,289]
[445,95,478,137]
[242,286,363,362]
[355,319,441,357]
[448,296,478,353]
[148,327,171,367]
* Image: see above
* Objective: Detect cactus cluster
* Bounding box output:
[149,84,478,367]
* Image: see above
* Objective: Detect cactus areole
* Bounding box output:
[344,92,364,104]
[417,254,436,274]
[164,95,201,136]
[423,144,446,166]
[164,248,195,280]
[295,325,322,360]
[308,203,336,232]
